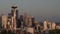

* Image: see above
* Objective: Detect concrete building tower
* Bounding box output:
[31,16,35,27]
[48,22,52,30]
[23,13,29,27]
[34,21,41,32]
[7,13,12,30]
[43,20,48,31]
[28,17,32,27]
[51,22,56,30]
[1,14,7,29]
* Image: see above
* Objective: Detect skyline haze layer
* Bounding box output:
[0,0,60,22]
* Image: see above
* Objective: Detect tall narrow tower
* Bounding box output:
[11,5,18,31]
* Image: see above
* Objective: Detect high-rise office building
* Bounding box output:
[31,16,35,27]
[34,21,41,32]
[48,22,52,30]
[11,16,14,30]
[20,15,24,28]
[34,21,39,26]
[0,16,2,29]
[43,20,48,31]
[23,13,29,27]
[8,13,12,25]
[7,13,12,30]
[51,22,56,30]
[28,17,32,27]
[1,14,7,29]
[16,10,18,28]
[23,13,33,27]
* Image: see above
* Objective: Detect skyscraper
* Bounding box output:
[7,13,12,30]
[34,21,41,32]
[0,16,2,29]
[28,17,32,27]
[1,14,7,29]
[47,22,52,30]
[31,16,35,27]
[43,20,48,31]
[18,15,24,28]
[8,13,12,25]
[23,13,29,27]
[51,22,56,30]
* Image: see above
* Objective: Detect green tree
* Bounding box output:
[49,29,60,34]
[1,29,13,34]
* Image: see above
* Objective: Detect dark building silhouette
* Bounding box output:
[20,15,24,22]
[17,15,24,28]
[31,16,35,27]
[0,16,2,29]
[16,10,18,28]
[20,15,24,28]
[8,13,11,25]
[7,13,11,30]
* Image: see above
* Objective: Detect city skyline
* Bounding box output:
[0,5,60,34]
[0,0,60,22]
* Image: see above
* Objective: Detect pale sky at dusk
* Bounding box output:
[0,0,60,22]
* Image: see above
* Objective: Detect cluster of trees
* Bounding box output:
[49,29,60,34]
[0,29,14,34]
[0,29,60,34]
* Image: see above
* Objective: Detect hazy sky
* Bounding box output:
[0,0,60,22]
